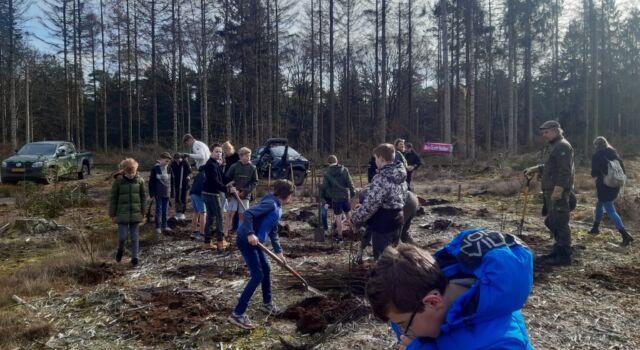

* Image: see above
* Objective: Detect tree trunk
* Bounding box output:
[127,0,133,151]
[380,0,387,143]
[311,0,318,153]
[25,62,30,144]
[407,0,414,141]
[171,0,178,151]
[8,0,17,150]
[200,0,208,144]
[117,22,123,151]
[507,0,516,153]
[441,0,451,147]
[100,0,107,152]
[152,0,159,145]
[465,0,475,160]
[329,0,335,153]
[524,0,533,148]
[590,0,599,139]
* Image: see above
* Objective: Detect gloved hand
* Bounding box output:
[524,165,540,177]
[551,186,564,201]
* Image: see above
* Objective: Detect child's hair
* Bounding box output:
[160,152,172,160]
[366,244,447,322]
[120,158,139,174]
[173,153,183,160]
[405,142,414,150]
[394,138,405,147]
[182,134,194,143]
[273,180,295,199]
[238,147,251,156]
[222,141,234,153]
[327,155,338,164]
[373,143,395,162]
[210,143,221,152]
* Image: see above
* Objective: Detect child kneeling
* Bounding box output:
[228,180,295,329]
[366,228,534,350]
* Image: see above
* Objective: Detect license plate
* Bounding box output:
[11,168,26,173]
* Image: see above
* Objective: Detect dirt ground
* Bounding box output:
[0,160,639,349]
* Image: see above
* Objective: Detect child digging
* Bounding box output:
[366,229,534,350]
[109,158,146,268]
[149,152,175,234]
[224,147,258,240]
[322,155,356,242]
[228,180,295,329]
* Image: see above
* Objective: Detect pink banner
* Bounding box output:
[421,142,453,154]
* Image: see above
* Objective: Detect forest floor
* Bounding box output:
[0,157,639,349]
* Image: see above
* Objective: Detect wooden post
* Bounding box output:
[268,164,271,190]
[290,163,295,193]
[457,184,462,201]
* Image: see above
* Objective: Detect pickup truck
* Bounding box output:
[1,141,93,184]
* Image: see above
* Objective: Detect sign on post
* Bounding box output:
[421,142,453,155]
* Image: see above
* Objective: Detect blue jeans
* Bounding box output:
[118,223,139,259]
[155,197,169,229]
[233,237,272,315]
[595,200,625,230]
[202,193,224,243]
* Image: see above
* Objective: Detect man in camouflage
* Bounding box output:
[524,120,575,266]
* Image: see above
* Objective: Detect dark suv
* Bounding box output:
[252,138,310,186]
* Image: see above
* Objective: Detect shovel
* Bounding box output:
[256,241,325,297]
[517,173,534,236]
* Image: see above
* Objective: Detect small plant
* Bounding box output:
[16,182,93,219]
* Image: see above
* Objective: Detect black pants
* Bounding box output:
[361,227,402,260]
[174,185,188,214]
[544,193,572,251]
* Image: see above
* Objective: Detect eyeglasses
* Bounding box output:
[402,301,423,336]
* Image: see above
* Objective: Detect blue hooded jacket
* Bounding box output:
[236,193,283,253]
[398,228,534,350]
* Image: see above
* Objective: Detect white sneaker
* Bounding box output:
[164,227,174,233]
[155,228,162,234]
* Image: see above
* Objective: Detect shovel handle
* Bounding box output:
[233,191,248,211]
[256,242,308,286]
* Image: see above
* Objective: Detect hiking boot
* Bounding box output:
[260,303,281,315]
[203,241,215,250]
[115,250,123,263]
[191,231,202,240]
[620,229,634,247]
[588,222,600,235]
[544,247,571,266]
[227,313,255,329]
[130,258,139,268]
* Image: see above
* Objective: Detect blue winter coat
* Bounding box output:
[399,228,534,350]
[189,166,206,196]
[236,193,283,253]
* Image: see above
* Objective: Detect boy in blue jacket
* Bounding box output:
[228,180,295,329]
[366,228,534,350]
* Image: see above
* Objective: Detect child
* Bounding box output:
[322,155,356,242]
[228,180,295,329]
[224,147,258,238]
[171,153,192,221]
[202,143,228,251]
[109,158,146,267]
[149,152,174,234]
[351,143,407,260]
[189,165,207,239]
[366,229,534,350]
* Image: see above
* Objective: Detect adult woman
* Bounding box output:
[589,136,633,246]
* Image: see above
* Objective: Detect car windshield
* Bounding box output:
[17,143,57,156]
[269,146,300,158]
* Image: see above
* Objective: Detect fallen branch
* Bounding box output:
[12,294,38,312]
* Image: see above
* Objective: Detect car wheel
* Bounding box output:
[78,163,89,179]
[45,168,59,185]
[293,169,305,186]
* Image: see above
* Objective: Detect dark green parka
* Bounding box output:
[109,173,147,224]
[323,164,356,202]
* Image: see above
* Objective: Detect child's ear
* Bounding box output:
[422,290,444,309]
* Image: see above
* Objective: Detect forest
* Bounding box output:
[1,0,639,157]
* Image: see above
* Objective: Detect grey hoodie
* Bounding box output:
[352,162,407,227]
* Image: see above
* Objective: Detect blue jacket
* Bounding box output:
[400,228,534,350]
[189,166,206,196]
[236,193,283,253]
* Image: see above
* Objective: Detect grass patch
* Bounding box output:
[0,309,53,348]
[15,182,94,219]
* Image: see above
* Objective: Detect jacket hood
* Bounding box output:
[378,162,407,184]
[262,193,282,206]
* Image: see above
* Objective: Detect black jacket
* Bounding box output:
[367,156,377,183]
[171,160,192,196]
[404,150,422,170]
[202,157,227,195]
[591,147,625,202]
